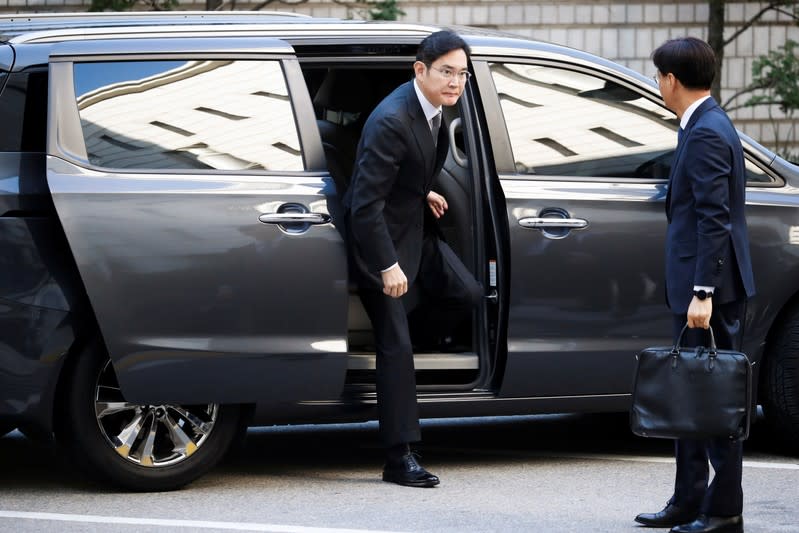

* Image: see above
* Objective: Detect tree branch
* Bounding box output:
[251,0,276,10]
[773,6,799,20]
[722,81,771,109]
[723,2,783,47]
[725,100,779,113]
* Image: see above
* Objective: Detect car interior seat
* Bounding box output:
[313,69,373,197]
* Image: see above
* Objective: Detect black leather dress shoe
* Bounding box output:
[670,515,743,533]
[635,504,699,528]
[382,453,440,488]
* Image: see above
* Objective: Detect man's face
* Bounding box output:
[414,48,469,107]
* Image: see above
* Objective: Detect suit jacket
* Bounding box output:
[343,80,449,290]
[665,97,756,313]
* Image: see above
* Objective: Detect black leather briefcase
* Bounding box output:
[630,324,753,440]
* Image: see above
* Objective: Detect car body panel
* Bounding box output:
[44,37,349,404]
[468,50,798,400]
[498,178,672,397]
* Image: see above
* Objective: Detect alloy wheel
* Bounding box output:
[93,360,219,467]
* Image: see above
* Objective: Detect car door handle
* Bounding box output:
[518,217,588,229]
[258,213,332,225]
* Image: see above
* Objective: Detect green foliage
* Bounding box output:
[367,0,405,21]
[746,40,799,113]
[744,39,799,161]
[89,0,178,11]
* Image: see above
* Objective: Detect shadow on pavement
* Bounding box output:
[0,412,791,492]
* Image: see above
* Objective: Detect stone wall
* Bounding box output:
[2,0,797,156]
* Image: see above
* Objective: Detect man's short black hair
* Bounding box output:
[652,37,716,90]
[416,30,471,64]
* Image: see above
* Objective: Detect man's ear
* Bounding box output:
[413,61,426,78]
[666,72,682,91]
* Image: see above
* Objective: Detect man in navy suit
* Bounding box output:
[342,31,481,488]
[635,38,755,533]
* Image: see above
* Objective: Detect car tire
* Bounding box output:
[762,312,799,452]
[55,337,242,491]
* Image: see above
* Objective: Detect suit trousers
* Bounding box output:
[357,235,481,447]
[408,235,483,344]
[358,288,421,447]
[669,299,747,517]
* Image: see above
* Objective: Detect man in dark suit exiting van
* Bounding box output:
[634,38,755,533]
[342,30,481,488]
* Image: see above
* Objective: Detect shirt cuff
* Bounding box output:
[693,285,714,292]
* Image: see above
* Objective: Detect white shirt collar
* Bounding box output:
[413,79,441,123]
[680,95,711,129]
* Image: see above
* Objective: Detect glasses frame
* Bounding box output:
[652,71,660,84]
[427,64,472,83]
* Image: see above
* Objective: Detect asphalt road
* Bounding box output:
[0,413,797,533]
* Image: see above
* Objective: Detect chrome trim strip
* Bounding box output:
[519,217,589,229]
[259,213,331,225]
[299,393,630,406]
[347,352,479,371]
[9,23,438,44]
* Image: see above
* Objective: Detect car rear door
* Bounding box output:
[472,56,675,399]
[46,37,349,405]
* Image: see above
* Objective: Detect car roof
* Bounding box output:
[0,12,625,75]
[0,11,559,47]
[0,12,441,43]
[0,12,598,73]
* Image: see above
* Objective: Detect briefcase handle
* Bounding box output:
[673,323,717,356]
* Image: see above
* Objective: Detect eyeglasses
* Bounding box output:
[428,65,472,83]
[652,72,660,84]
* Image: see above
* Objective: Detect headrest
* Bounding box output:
[313,69,373,112]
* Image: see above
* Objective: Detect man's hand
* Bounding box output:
[381,264,408,298]
[426,191,448,219]
[687,296,712,329]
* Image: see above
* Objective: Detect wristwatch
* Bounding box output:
[693,289,714,300]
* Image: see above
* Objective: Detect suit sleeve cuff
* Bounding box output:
[381,262,398,273]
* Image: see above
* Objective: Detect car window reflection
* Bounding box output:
[490,62,677,179]
[73,60,303,172]
[490,62,773,184]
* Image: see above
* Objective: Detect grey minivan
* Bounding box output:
[2,12,798,491]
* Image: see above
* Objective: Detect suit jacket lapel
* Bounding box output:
[404,84,437,187]
[665,97,719,220]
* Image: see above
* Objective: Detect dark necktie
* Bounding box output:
[431,112,441,146]
[677,127,684,145]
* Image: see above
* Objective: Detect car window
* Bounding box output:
[743,158,773,184]
[489,62,774,185]
[72,60,303,171]
[490,62,676,179]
